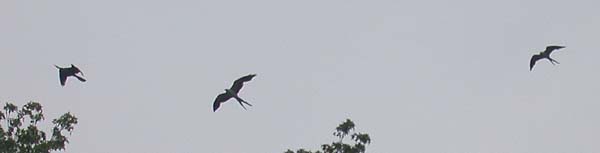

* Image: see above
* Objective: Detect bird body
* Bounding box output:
[530,45,565,71]
[225,89,237,97]
[55,64,86,86]
[226,88,252,108]
[213,74,256,112]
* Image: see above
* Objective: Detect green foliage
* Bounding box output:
[0,102,78,153]
[285,149,321,153]
[286,119,371,153]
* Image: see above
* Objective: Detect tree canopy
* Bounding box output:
[0,101,78,153]
[285,119,372,153]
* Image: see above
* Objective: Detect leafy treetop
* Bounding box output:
[0,101,78,153]
[285,119,371,153]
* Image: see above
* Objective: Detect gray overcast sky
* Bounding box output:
[1,0,600,152]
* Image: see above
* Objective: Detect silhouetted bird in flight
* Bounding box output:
[530,45,565,71]
[55,64,86,86]
[213,74,256,112]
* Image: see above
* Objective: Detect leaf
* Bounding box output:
[285,119,370,153]
[0,102,78,152]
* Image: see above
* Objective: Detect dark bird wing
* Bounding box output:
[59,71,67,86]
[544,45,565,54]
[530,54,543,71]
[230,74,257,93]
[213,93,232,111]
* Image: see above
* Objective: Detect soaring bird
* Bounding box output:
[213,74,257,112]
[55,64,86,86]
[530,45,565,71]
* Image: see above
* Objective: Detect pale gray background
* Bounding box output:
[1,0,600,152]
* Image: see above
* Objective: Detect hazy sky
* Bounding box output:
[1,0,600,152]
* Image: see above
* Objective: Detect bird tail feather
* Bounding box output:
[74,75,87,82]
[550,58,560,64]
[234,97,252,108]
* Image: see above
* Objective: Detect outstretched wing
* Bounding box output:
[213,93,232,112]
[530,54,543,71]
[59,71,67,86]
[229,74,257,93]
[544,45,565,54]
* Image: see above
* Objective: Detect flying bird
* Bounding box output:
[55,64,86,86]
[213,74,257,112]
[530,45,565,71]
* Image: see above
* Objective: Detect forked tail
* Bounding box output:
[549,58,560,64]
[234,96,253,108]
[74,75,87,82]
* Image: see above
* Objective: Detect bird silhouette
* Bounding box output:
[55,64,86,86]
[213,74,256,112]
[530,45,565,71]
